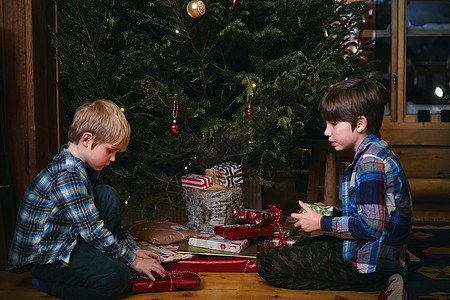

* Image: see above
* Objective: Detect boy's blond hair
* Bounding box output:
[68,99,130,151]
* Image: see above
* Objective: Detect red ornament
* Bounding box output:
[170,120,179,133]
[232,0,237,6]
[170,95,179,133]
[245,107,253,116]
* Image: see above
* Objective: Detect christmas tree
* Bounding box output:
[52,0,371,215]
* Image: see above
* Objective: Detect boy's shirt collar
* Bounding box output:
[61,144,98,186]
[352,132,381,164]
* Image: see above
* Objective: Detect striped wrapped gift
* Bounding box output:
[181,174,213,190]
[212,161,243,187]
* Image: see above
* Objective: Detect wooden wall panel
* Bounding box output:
[31,0,58,173]
[391,146,450,178]
[1,0,33,204]
[409,178,450,203]
[381,119,450,147]
[0,0,58,267]
[1,0,58,205]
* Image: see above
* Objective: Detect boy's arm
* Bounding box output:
[55,172,136,265]
[321,156,386,240]
[122,228,140,252]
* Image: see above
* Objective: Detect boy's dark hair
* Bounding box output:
[318,78,384,134]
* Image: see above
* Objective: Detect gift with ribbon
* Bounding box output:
[130,270,201,293]
[165,256,257,272]
[232,208,271,226]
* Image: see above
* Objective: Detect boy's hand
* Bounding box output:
[291,200,323,232]
[135,249,161,263]
[130,254,167,281]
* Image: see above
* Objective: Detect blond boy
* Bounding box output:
[7,99,166,299]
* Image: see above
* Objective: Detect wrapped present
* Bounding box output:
[165,256,257,272]
[300,203,334,216]
[181,174,213,190]
[214,224,274,240]
[232,208,271,225]
[132,236,194,263]
[188,232,250,253]
[126,219,196,245]
[211,161,243,187]
[130,270,200,293]
[177,240,257,258]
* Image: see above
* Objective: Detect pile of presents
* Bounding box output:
[127,207,309,293]
[127,161,333,293]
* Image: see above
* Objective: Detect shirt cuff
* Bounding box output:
[320,216,334,233]
[121,247,137,266]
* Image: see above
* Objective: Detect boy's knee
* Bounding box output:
[94,184,120,200]
[98,263,130,297]
[93,184,121,210]
[257,250,273,277]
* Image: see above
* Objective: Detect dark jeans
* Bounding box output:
[257,235,388,291]
[28,184,130,300]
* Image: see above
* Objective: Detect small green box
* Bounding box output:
[300,203,334,216]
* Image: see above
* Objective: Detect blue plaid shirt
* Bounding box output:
[321,133,413,274]
[7,145,138,272]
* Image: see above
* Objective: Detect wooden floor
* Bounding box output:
[0,270,380,300]
[1,202,448,299]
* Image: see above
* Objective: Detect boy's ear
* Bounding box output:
[356,116,368,133]
[80,132,94,148]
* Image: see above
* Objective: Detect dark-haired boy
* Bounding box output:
[257,78,412,298]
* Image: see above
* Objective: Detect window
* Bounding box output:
[362,0,450,122]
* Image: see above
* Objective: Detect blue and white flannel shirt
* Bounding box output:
[6,145,138,272]
[321,133,413,274]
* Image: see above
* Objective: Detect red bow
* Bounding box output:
[269,205,287,247]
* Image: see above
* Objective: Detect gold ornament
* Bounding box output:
[187,0,206,18]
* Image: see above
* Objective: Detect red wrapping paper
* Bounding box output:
[232,208,271,225]
[165,256,257,272]
[214,224,274,240]
[130,270,201,293]
[181,174,213,190]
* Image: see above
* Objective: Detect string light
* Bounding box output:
[120,107,125,112]
[184,157,197,171]
[435,87,443,98]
